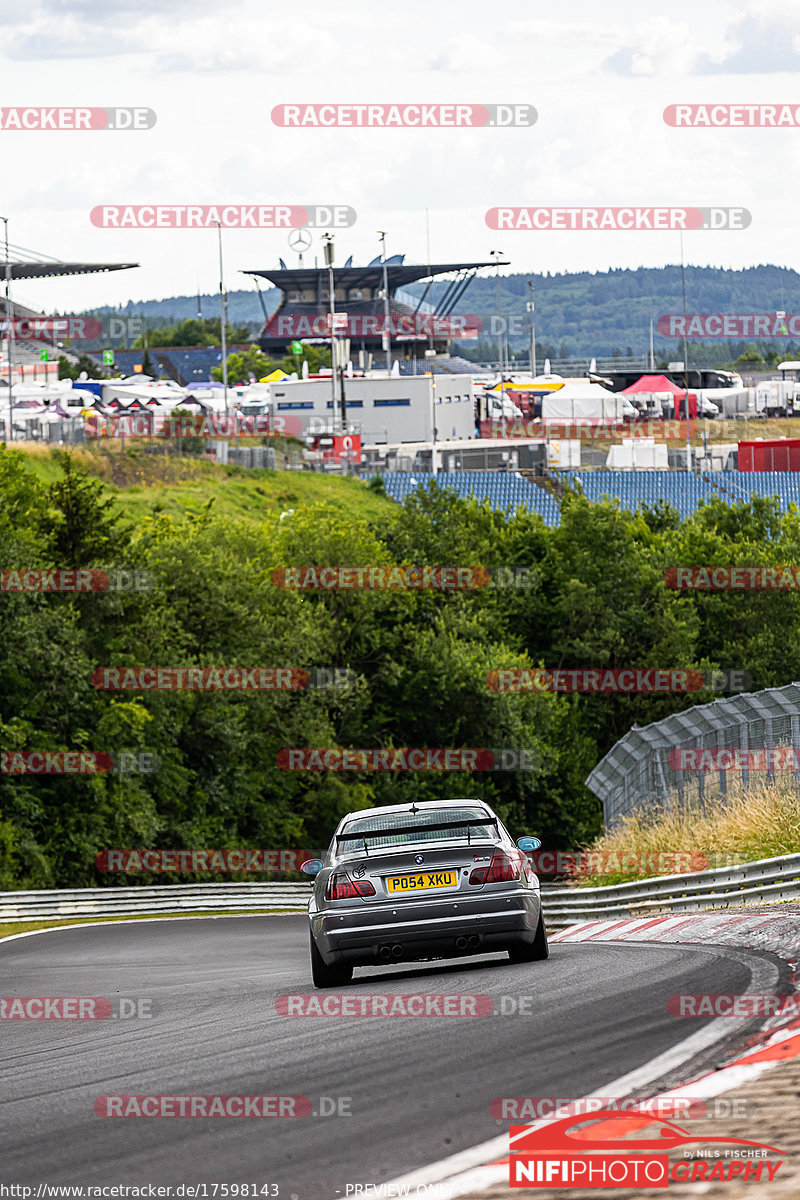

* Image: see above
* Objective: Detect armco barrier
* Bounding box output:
[0,882,313,922]
[0,855,797,927]
[540,852,800,929]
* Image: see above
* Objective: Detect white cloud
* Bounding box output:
[2,0,799,311]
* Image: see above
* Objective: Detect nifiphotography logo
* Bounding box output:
[509,1109,785,1188]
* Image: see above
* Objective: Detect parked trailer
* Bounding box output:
[755,380,800,417]
[699,387,757,419]
[739,438,800,471]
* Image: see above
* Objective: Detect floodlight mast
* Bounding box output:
[214,221,229,420]
[1,217,13,420]
[322,234,338,430]
[378,231,391,372]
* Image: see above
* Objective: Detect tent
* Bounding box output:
[622,374,697,417]
[622,374,689,395]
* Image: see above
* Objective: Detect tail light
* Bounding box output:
[325,872,376,900]
[469,850,524,885]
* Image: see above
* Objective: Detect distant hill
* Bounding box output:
[84,264,800,362]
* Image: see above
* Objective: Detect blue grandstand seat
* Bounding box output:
[368,468,800,528]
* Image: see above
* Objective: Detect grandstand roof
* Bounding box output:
[242,260,506,290]
[5,261,138,280]
[0,239,138,280]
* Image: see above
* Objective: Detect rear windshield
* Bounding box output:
[337,807,495,851]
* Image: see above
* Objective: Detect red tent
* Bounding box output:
[621,375,696,418]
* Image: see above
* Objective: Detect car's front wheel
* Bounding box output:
[508,911,549,963]
[310,932,354,988]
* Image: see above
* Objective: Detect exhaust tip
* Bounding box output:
[378,944,392,961]
[391,944,404,959]
[468,934,480,948]
[455,936,468,950]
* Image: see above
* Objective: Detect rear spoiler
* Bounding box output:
[336,815,498,847]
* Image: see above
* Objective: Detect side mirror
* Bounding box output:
[301,859,323,876]
[517,836,541,852]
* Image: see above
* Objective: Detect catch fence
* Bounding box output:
[586,682,800,829]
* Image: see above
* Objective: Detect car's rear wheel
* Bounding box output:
[310,932,354,988]
[509,911,549,962]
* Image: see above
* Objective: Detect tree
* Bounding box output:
[212,344,332,383]
[58,354,107,381]
[38,452,131,567]
[213,347,277,383]
[134,318,254,349]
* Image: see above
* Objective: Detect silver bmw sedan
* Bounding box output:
[305,798,547,988]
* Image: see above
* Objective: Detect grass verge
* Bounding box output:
[12,445,397,525]
[0,910,298,942]
[577,778,800,887]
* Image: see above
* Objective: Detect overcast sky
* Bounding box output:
[1,0,798,314]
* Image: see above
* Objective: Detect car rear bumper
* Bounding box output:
[309,887,542,965]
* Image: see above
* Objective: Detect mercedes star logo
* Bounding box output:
[288,228,313,252]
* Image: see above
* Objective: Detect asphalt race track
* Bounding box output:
[0,915,770,1198]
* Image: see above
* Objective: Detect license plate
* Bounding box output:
[386,869,457,894]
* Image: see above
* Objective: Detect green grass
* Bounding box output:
[575,778,800,887]
[0,910,297,942]
[12,445,398,526]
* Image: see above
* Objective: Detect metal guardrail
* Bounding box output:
[0,882,313,922]
[1,855,797,929]
[540,853,800,929]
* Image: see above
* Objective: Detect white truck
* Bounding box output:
[755,379,800,417]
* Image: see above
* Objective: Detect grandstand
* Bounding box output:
[398,354,479,376]
[2,241,138,377]
[243,255,506,357]
[374,470,800,528]
[91,346,251,386]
